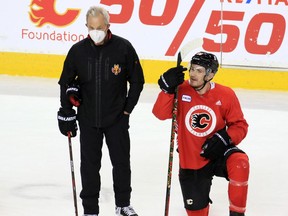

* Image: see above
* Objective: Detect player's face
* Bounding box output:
[188,64,207,88]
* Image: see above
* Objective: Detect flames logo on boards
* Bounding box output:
[185,105,216,137]
[111,64,122,75]
[29,0,81,27]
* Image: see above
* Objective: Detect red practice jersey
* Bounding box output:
[152,81,248,169]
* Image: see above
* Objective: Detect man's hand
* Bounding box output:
[66,81,81,107]
[57,108,78,137]
[200,128,231,160]
[158,66,187,94]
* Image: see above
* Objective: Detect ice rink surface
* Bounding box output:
[1,75,288,216]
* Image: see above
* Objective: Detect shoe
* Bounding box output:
[230,211,245,216]
[115,205,138,216]
[83,214,98,216]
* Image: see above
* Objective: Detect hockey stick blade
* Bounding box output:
[177,38,204,66]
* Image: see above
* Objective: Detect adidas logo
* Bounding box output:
[216,100,222,105]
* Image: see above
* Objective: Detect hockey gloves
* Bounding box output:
[158,66,187,94]
[57,108,78,137]
[66,80,81,107]
[200,128,231,160]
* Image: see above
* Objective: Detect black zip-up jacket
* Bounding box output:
[58,31,145,127]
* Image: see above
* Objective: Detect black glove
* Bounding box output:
[158,66,187,94]
[57,108,78,137]
[200,128,231,160]
[66,81,81,107]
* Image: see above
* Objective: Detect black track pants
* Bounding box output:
[79,115,132,214]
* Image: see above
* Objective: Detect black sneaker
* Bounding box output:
[115,205,138,216]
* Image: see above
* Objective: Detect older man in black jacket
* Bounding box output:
[57,5,144,216]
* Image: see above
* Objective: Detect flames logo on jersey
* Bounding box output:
[111,64,122,75]
[191,113,210,129]
[185,105,216,137]
[29,0,81,27]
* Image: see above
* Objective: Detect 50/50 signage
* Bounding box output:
[101,0,287,67]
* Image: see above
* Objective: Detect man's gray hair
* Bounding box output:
[86,6,110,25]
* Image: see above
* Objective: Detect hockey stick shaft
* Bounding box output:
[164,52,181,216]
[164,89,178,216]
[220,0,224,66]
[164,38,203,216]
[68,133,78,216]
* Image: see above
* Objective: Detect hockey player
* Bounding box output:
[57,6,144,216]
[152,52,249,216]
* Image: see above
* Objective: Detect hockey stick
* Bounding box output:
[68,133,78,216]
[164,38,204,216]
[220,0,224,67]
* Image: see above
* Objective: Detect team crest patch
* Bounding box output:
[111,64,121,75]
[185,105,216,137]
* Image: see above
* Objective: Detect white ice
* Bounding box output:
[0,75,288,216]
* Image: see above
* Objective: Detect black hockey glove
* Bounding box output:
[57,108,78,137]
[158,66,187,94]
[66,80,81,107]
[200,128,231,160]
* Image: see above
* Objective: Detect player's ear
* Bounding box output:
[205,71,215,81]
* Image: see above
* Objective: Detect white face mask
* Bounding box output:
[89,30,106,44]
